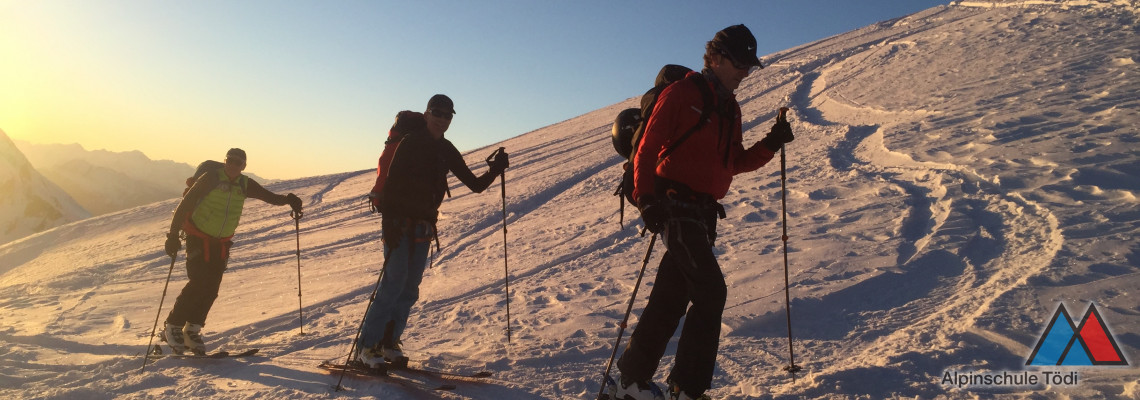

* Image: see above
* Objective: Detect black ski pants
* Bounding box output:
[618,207,726,395]
[166,235,230,326]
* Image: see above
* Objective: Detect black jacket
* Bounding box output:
[381,131,497,222]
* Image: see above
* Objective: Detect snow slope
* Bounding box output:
[2,1,1138,399]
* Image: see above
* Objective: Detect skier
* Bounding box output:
[614,25,794,400]
[161,148,304,355]
[357,94,509,368]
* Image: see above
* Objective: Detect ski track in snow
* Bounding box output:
[781,36,1064,395]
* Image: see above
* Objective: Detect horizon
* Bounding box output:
[1,0,949,179]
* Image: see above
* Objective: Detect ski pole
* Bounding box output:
[335,238,392,391]
[487,147,512,345]
[597,233,657,400]
[140,254,178,373]
[777,107,802,381]
[292,210,305,336]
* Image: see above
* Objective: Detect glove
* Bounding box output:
[637,196,667,234]
[488,149,509,175]
[286,193,303,216]
[368,192,382,214]
[759,119,794,152]
[164,232,181,258]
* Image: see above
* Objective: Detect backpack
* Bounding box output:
[611,64,714,228]
[370,111,452,212]
[183,160,240,197]
[373,111,424,194]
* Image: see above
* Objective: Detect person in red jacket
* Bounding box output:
[615,25,794,400]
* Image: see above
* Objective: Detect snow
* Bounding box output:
[2,1,1138,399]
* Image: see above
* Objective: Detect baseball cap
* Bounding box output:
[712,24,763,69]
[427,94,456,114]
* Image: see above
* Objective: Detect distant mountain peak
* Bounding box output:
[0,131,90,245]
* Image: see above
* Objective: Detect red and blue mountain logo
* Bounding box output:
[1026,303,1128,366]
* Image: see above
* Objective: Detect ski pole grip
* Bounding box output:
[486,146,505,163]
[778,107,789,123]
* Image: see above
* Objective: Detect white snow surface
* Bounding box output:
[2,2,1139,399]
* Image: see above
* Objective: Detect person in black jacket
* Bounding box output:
[356,94,509,368]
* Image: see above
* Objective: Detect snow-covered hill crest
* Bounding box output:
[1,2,1137,399]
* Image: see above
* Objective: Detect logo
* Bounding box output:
[1026,302,1128,366]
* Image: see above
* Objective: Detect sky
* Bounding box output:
[0,0,950,180]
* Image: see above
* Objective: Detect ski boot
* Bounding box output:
[158,321,187,355]
[615,375,665,400]
[381,342,409,368]
[667,379,711,400]
[599,374,619,399]
[182,322,206,356]
[377,321,410,368]
[357,345,389,372]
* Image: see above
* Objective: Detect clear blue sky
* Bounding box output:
[1,0,948,179]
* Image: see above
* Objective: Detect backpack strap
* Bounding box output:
[659,74,715,160]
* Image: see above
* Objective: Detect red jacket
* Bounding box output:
[632,72,775,203]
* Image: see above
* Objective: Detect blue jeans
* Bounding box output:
[358,219,433,350]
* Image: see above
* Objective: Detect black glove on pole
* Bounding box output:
[637,196,666,235]
[776,107,802,381]
[164,232,181,258]
[487,147,512,345]
[141,251,179,373]
[760,109,795,153]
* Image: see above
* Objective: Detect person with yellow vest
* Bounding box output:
[160,148,303,355]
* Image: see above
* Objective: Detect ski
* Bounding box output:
[374,356,493,381]
[147,348,260,360]
[319,361,457,391]
[396,363,494,381]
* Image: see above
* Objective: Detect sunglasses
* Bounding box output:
[428,109,453,120]
[720,50,750,70]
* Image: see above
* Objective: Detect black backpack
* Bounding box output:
[182,160,246,197]
[611,65,714,228]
